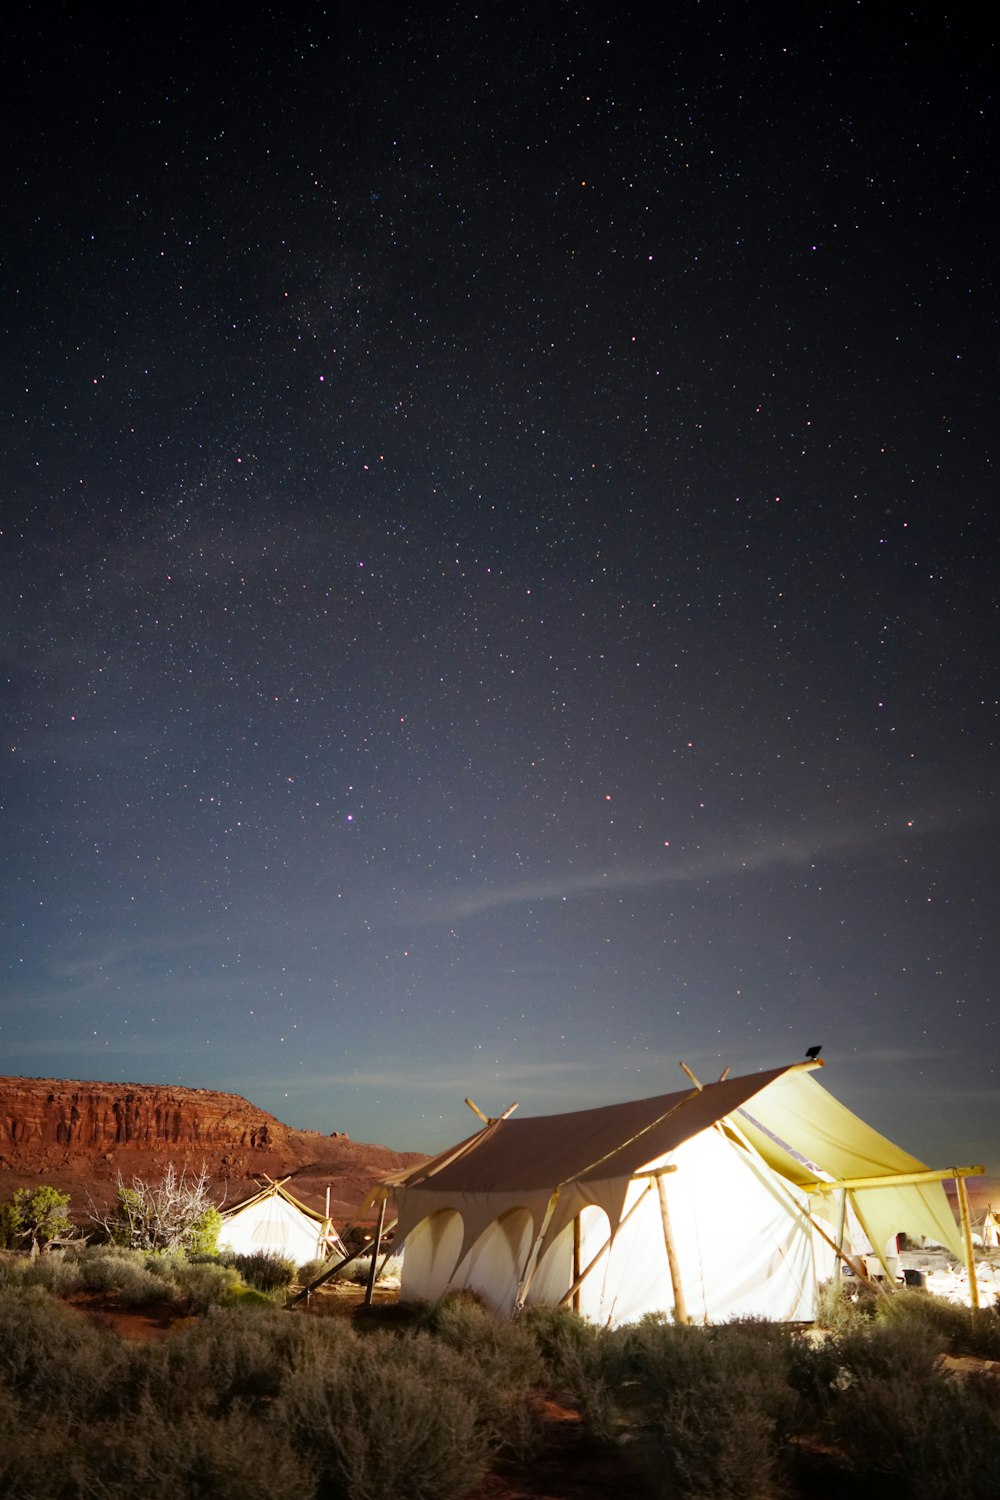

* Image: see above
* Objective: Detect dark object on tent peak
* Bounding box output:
[805,1045,822,1060]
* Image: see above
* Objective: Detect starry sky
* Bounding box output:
[2,4,997,1173]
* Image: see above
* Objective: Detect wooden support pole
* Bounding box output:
[656,1172,688,1325]
[364,1196,388,1307]
[286,1211,398,1307]
[558,1183,655,1308]
[809,1164,984,1193]
[572,1214,581,1314]
[955,1175,980,1311]
[834,1187,847,1283]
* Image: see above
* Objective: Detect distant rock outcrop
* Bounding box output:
[0,1077,289,1159]
[0,1076,425,1224]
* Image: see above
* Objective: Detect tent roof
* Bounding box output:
[387,1061,966,1261]
[389,1063,806,1194]
[222,1178,330,1225]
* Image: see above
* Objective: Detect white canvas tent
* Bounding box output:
[381,1062,978,1326]
[217,1178,346,1265]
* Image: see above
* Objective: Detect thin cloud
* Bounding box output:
[414,824,888,924]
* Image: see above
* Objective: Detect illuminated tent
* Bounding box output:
[381,1062,976,1325]
[217,1178,346,1266]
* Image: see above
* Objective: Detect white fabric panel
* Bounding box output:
[398,1209,465,1302]
[595,1130,815,1325]
[446,1209,535,1316]
[528,1205,613,1321]
[218,1196,324,1264]
[396,1185,552,1268]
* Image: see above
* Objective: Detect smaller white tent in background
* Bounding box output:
[217,1177,346,1265]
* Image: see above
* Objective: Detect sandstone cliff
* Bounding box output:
[0,1076,287,1158]
[0,1076,424,1223]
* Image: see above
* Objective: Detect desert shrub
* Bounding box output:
[0,1390,81,1499]
[830,1368,1000,1499]
[415,1291,545,1386]
[0,1288,130,1419]
[876,1288,1000,1360]
[82,1396,314,1500]
[408,1293,544,1456]
[186,1204,223,1255]
[279,1335,492,1500]
[814,1274,881,1331]
[297,1256,330,1284]
[833,1317,947,1386]
[168,1258,244,1313]
[228,1249,297,1292]
[963,1303,1000,1360]
[332,1250,404,1284]
[523,1304,620,1439]
[131,1303,356,1420]
[576,1316,800,1500]
[0,1249,83,1297]
[78,1247,174,1304]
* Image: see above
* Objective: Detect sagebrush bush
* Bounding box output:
[522,1303,621,1439]
[875,1286,1000,1360]
[167,1258,244,1313]
[0,1249,83,1296]
[408,1293,544,1457]
[332,1250,404,1285]
[295,1256,331,1287]
[226,1249,297,1292]
[830,1368,1000,1500]
[279,1336,492,1500]
[130,1303,357,1420]
[814,1274,881,1331]
[0,1288,130,1419]
[833,1317,947,1386]
[84,1396,314,1500]
[0,1390,81,1499]
[78,1249,174,1303]
[607,1317,798,1500]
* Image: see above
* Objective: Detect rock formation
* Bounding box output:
[0,1077,289,1159]
[0,1076,425,1223]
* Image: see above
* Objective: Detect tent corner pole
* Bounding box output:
[363,1196,388,1307]
[655,1173,688,1325]
[955,1175,980,1311]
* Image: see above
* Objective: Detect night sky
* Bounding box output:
[2,5,997,1173]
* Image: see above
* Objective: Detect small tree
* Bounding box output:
[5,1186,73,1252]
[0,1198,23,1250]
[90,1164,220,1252]
[186,1204,223,1255]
